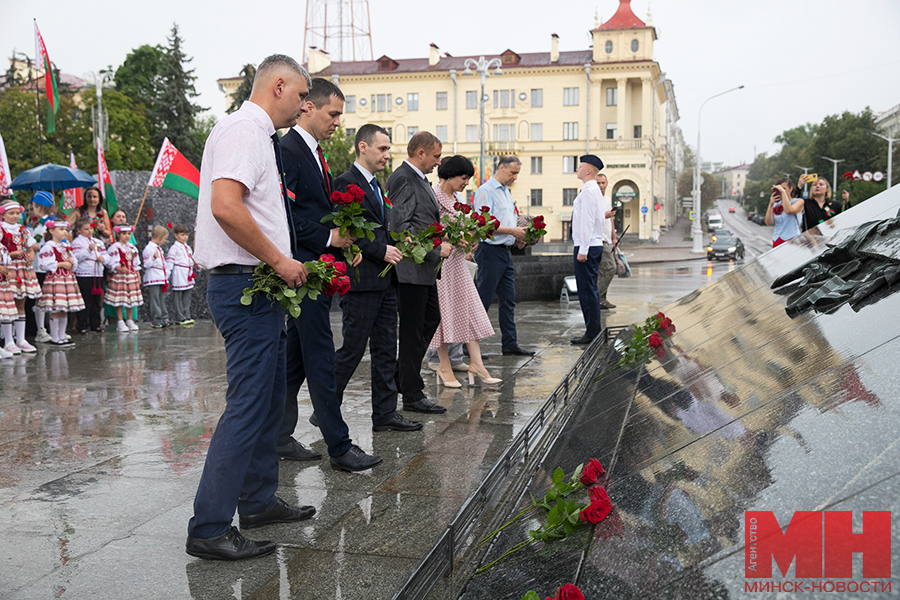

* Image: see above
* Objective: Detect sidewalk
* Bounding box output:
[618,217,707,264]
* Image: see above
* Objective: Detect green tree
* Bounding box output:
[114,44,166,115]
[320,126,354,178]
[227,64,255,114]
[192,113,218,160]
[80,89,155,171]
[676,170,719,215]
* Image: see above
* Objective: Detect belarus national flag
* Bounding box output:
[34,21,59,134]
[62,153,83,209]
[148,138,200,199]
[97,144,118,213]
[0,131,13,199]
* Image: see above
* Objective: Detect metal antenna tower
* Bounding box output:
[303,0,374,63]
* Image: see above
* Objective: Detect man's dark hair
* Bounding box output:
[255,54,311,87]
[307,78,345,109]
[354,124,390,156]
[437,155,475,180]
[497,155,521,169]
[407,131,441,157]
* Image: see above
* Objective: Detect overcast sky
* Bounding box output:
[4,0,899,167]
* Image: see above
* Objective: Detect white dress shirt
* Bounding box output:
[194,101,290,269]
[571,179,604,255]
[601,192,614,245]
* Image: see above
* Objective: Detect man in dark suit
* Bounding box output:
[387,131,452,414]
[332,125,422,432]
[279,78,382,472]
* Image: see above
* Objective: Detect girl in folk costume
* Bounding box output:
[106,225,143,332]
[72,217,109,334]
[165,223,195,325]
[142,225,171,328]
[104,209,138,325]
[0,200,42,353]
[27,191,57,342]
[36,220,85,346]
[0,243,19,358]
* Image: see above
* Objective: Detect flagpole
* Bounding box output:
[31,21,43,164]
[134,186,150,228]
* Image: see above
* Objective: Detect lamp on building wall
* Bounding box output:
[463,56,503,184]
[692,85,743,253]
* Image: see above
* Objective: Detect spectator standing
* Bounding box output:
[595,173,618,309]
[801,177,841,232]
[142,225,171,328]
[570,155,605,345]
[764,176,803,247]
[166,224,196,325]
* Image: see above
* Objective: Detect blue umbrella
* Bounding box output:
[9,163,98,192]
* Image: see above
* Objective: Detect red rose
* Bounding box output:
[490,216,501,230]
[432,237,442,249]
[474,214,486,226]
[480,206,490,213]
[333,261,347,276]
[338,275,351,295]
[90,223,97,228]
[346,184,367,202]
[579,491,612,524]
[431,222,444,236]
[842,172,853,181]
[772,204,783,215]
[319,254,336,264]
[579,458,606,486]
[660,317,672,330]
[553,584,585,600]
[665,323,676,335]
[166,222,173,229]
[653,346,666,359]
[657,311,666,321]
[648,331,662,348]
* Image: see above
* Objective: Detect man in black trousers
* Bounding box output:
[387,131,452,414]
[279,78,381,472]
[332,125,422,432]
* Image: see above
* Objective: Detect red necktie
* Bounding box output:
[316,144,332,195]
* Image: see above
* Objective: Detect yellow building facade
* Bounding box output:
[218,0,682,241]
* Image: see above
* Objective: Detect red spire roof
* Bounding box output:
[595,0,647,30]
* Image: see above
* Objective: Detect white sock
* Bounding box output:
[1,323,12,346]
[34,307,46,330]
[49,317,59,342]
[56,317,68,342]
[15,318,26,345]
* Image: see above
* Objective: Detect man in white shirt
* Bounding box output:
[596,173,618,309]
[570,154,606,345]
[187,54,314,562]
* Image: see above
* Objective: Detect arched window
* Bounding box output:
[605,41,613,54]
[630,39,639,53]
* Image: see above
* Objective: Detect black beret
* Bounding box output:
[579,154,604,170]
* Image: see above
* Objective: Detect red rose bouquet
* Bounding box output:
[378,222,444,278]
[240,254,350,318]
[439,203,499,269]
[524,214,547,245]
[521,583,585,600]
[320,184,382,281]
[612,311,677,369]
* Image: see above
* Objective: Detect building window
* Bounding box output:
[562,188,577,206]
[563,156,578,174]
[373,94,392,112]
[345,127,356,141]
[435,125,448,143]
[631,39,639,53]
[531,123,543,142]
[493,89,515,109]
[531,157,542,175]
[633,125,642,138]
[407,126,419,141]
[436,92,448,110]
[466,124,478,143]
[531,88,543,107]
[466,90,477,109]
[493,123,515,142]
[563,87,579,106]
[606,123,617,139]
[530,189,542,206]
[605,41,613,54]
[563,122,578,141]
[384,127,392,140]
[345,95,356,113]
[606,88,617,106]
[407,93,419,111]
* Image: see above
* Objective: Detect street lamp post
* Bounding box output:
[692,85,743,253]
[463,56,502,185]
[871,132,897,189]
[83,71,116,151]
[820,156,845,198]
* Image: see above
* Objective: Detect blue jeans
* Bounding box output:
[574,246,603,339]
[475,243,518,350]
[187,273,287,539]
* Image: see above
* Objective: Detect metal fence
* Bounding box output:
[393,325,628,600]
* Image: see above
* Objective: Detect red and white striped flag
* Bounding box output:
[0,131,12,198]
[62,153,83,209]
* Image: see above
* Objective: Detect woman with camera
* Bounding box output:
[801,177,842,232]
[765,175,804,247]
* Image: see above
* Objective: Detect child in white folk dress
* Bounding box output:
[0,243,19,358]
[72,217,109,333]
[0,200,41,353]
[142,225,171,328]
[106,225,143,332]
[36,220,85,346]
[27,191,57,343]
[166,223,196,325]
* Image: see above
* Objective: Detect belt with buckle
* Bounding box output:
[209,264,257,275]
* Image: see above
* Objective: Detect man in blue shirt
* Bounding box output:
[473,155,534,356]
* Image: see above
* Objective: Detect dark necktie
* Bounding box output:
[271,133,297,253]
[370,177,384,221]
[316,144,332,195]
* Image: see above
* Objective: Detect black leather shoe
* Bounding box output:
[239,497,316,529]
[570,336,595,345]
[502,346,535,356]
[308,413,319,428]
[186,526,276,560]
[600,301,617,309]
[402,398,447,414]
[373,413,423,432]
[277,438,322,461]
[330,445,383,472]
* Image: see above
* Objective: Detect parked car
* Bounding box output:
[707,236,745,261]
[710,228,732,242]
[747,212,757,220]
[752,214,766,225]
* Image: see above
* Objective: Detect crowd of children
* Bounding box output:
[0,188,197,358]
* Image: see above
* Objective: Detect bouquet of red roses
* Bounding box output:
[320,184,381,281]
[379,222,444,278]
[240,254,350,318]
[524,214,546,245]
[441,203,499,262]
